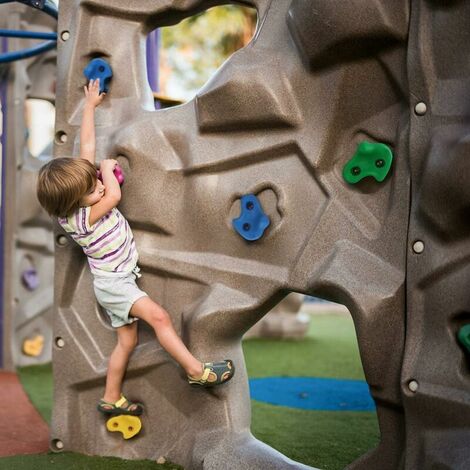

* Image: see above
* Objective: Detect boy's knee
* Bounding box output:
[149,307,170,328]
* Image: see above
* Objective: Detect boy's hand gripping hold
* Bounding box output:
[84,78,106,107]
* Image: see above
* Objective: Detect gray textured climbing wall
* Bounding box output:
[403,2,470,468]
[49,0,470,469]
[0,3,56,369]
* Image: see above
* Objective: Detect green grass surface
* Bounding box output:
[17,363,53,423]
[7,313,379,470]
[243,315,367,380]
[0,453,182,470]
[243,315,379,469]
[251,402,378,470]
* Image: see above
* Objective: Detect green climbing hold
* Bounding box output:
[457,324,470,354]
[343,141,393,184]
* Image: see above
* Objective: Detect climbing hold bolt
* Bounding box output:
[408,380,419,392]
[412,240,425,254]
[414,102,427,116]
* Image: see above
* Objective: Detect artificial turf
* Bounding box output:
[0,453,182,469]
[7,314,379,470]
[244,315,379,469]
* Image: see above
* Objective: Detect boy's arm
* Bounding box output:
[88,163,121,226]
[79,79,106,164]
[79,103,96,164]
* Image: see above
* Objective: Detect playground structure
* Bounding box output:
[0,0,56,368]
[0,0,306,370]
[0,0,469,469]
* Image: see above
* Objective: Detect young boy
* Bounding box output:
[37,79,234,416]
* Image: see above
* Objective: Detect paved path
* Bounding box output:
[0,371,49,456]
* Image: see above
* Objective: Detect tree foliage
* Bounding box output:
[160,5,257,100]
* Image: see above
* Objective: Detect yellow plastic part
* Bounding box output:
[106,415,142,439]
[22,334,45,357]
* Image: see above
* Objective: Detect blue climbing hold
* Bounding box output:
[83,58,112,94]
[232,194,270,241]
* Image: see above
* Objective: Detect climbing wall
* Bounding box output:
[403,2,470,467]
[0,2,56,369]
[50,0,470,469]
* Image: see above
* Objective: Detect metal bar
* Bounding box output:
[0,0,58,20]
[0,29,57,40]
[0,39,56,63]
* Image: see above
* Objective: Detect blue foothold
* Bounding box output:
[232,194,270,242]
[83,58,112,94]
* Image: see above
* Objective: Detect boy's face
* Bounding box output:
[79,178,105,207]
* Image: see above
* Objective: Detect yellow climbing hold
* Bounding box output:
[106,415,142,439]
[22,334,45,357]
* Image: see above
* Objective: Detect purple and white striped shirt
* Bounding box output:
[58,206,139,277]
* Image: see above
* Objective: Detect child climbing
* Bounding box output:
[36,78,234,416]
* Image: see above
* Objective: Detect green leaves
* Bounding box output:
[159,6,256,100]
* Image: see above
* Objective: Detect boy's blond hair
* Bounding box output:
[37,157,97,217]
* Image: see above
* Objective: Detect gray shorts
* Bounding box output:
[93,265,148,328]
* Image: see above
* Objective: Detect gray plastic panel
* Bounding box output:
[1,3,56,369]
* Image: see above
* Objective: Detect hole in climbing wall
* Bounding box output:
[147,5,257,108]
[242,294,380,468]
[25,99,55,158]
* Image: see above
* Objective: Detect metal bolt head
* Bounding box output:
[408,380,419,392]
[414,102,427,115]
[56,235,68,247]
[351,166,361,175]
[375,159,385,168]
[61,31,70,41]
[413,240,425,254]
[55,337,65,349]
[53,439,64,450]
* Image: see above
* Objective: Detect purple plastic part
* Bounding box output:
[97,164,124,185]
[146,29,160,110]
[22,268,39,291]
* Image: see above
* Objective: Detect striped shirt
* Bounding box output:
[58,206,138,277]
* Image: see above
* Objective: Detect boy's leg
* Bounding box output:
[129,296,203,378]
[103,321,138,403]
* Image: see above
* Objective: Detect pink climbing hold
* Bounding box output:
[97,164,124,185]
